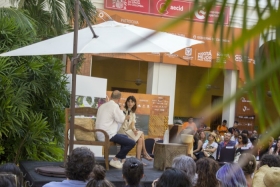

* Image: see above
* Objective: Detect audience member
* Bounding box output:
[217,132,235,159]
[228,121,238,134]
[198,132,218,160]
[216,163,247,187]
[43,147,95,187]
[217,120,228,135]
[238,153,256,187]
[86,165,115,187]
[241,130,253,148]
[0,163,23,187]
[258,154,280,169]
[192,133,203,160]
[181,117,197,134]
[122,157,144,187]
[0,173,17,187]
[172,155,197,186]
[230,128,240,143]
[96,90,136,169]
[253,165,280,187]
[270,139,280,155]
[259,136,275,158]
[198,131,208,144]
[234,134,249,162]
[195,157,219,187]
[153,167,192,187]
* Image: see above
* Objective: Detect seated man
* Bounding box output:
[181,117,197,134]
[95,90,135,169]
[43,147,95,187]
[217,120,228,135]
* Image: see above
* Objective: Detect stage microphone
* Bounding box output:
[127,109,131,122]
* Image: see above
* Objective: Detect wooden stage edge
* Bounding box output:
[19,157,162,187]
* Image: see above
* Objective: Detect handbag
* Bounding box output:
[125,129,143,142]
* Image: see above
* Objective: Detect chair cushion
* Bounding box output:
[74,118,96,141]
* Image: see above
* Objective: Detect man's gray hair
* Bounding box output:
[111,90,121,99]
[172,155,197,186]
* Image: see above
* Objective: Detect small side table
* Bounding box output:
[153,143,191,171]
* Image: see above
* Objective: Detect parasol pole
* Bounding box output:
[69,0,80,154]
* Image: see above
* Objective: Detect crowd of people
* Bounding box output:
[1,90,280,187]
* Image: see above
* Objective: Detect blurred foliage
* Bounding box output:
[0,15,69,163]
[160,0,280,138]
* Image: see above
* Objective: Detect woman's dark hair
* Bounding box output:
[155,167,192,187]
[0,173,17,187]
[259,154,280,167]
[0,163,23,187]
[66,147,95,181]
[86,165,115,187]
[196,157,219,187]
[122,157,143,187]
[239,134,248,145]
[125,96,137,113]
[238,153,256,175]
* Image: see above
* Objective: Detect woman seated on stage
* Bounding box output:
[118,96,153,164]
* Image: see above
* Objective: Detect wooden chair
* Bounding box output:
[64,107,117,170]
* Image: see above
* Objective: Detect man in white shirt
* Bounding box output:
[96,90,135,169]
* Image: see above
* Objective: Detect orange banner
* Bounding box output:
[94,9,258,83]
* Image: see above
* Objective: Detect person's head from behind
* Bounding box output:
[155,168,192,187]
[0,173,17,187]
[216,163,247,187]
[196,157,219,187]
[172,155,196,186]
[125,96,137,112]
[86,165,115,187]
[238,153,256,176]
[0,163,22,187]
[111,90,121,101]
[122,157,143,186]
[259,154,280,168]
[66,147,95,181]
[233,121,238,128]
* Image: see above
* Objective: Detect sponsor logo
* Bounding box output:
[170,5,184,11]
[198,50,212,62]
[112,0,127,9]
[242,106,250,112]
[235,55,255,64]
[217,52,230,63]
[195,9,206,20]
[241,97,251,103]
[185,48,192,56]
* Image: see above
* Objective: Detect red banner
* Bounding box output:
[105,0,230,24]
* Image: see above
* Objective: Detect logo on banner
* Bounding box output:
[185,48,192,56]
[112,0,127,9]
[217,52,230,63]
[156,0,168,14]
[195,9,206,20]
[198,50,212,62]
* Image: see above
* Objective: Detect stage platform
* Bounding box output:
[20,157,162,187]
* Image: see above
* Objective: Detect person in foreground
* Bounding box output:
[96,90,136,169]
[152,167,192,187]
[118,96,153,164]
[216,163,247,187]
[172,155,197,186]
[86,165,115,187]
[0,163,23,187]
[43,147,95,187]
[238,153,256,187]
[122,157,144,187]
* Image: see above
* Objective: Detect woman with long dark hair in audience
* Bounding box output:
[153,168,192,187]
[195,157,219,187]
[122,157,144,187]
[193,133,203,160]
[86,165,115,187]
[234,133,249,162]
[216,163,247,187]
[271,139,280,155]
[238,153,256,187]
